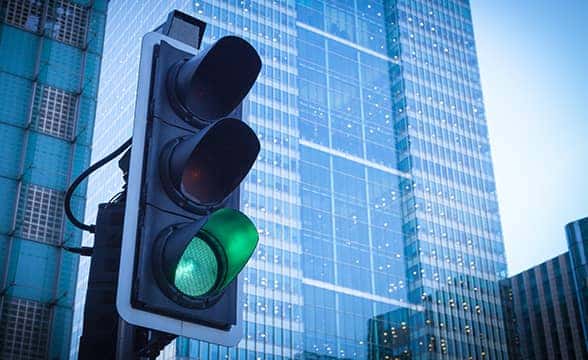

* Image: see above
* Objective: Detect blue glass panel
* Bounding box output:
[24,133,71,190]
[0,125,24,179]
[0,26,38,78]
[39,40,83,92]
[11,238,56,299]
[0,72,33,126]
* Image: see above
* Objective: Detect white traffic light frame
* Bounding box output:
[117,31,244,346]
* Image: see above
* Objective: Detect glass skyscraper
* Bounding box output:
[0,0,107,358]
[384,1,508,358]
[73,0,507,359]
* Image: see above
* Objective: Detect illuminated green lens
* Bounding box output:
[174,236,218,297]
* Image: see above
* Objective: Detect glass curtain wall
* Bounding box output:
[73,1,507,359]
[386,0,508,358]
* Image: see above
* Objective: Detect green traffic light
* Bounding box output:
[174,236,218,297]
[172,208,258,297]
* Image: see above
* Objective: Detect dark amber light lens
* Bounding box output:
[175,118,260,206]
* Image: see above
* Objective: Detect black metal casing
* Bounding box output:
[79,202,125,358]
[131,41,245,330]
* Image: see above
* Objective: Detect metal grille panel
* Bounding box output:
[0,297,50,359]
[19,184,64,245]
[48,0,88,48]
[4,0,89,48]
[35,85,76,140]
[4,0,43,32]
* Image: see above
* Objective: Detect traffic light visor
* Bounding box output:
[173,36,261,122]
[165,117,260,206]
[163,208,258,298]
[200,208,258,292]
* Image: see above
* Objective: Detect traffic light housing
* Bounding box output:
[118,19,261,345]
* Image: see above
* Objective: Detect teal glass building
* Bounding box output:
[0,0,107,358]
[73,0,507,359]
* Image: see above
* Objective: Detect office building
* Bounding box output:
[381,1,508,357]
[0,0,107,358]
[566,216,588,350]
[73,0,507,359]
[367,308,412,359]
[500,216,588,359]
[500,251,588,359]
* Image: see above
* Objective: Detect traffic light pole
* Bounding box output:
[78,154,177,359]
[78,200,126,359]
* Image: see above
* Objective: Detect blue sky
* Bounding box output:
[470,0,588,274]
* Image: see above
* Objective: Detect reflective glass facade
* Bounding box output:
[73,1,506,359]
[295,1,418,358]
[387,1,508,358]
[0,0,107,358]
[500,253,588,359]
[566,217,588,351]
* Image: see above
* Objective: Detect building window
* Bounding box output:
[3,0,88,48]
[0,297,50,359]
[3,0,44,32]
[35,85,76,140]
[47,0,88,48]
[19,184,64,245]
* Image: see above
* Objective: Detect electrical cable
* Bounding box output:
[64,137,132,233]
[62,246,94,257]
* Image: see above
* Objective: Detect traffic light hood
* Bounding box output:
[170,35,262,124]
[155,208,258,302]
[161,117,261,209]
[200,208,258,293]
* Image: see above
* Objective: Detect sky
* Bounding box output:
[470,0,588,274]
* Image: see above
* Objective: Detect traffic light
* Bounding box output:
[117,15,261,345]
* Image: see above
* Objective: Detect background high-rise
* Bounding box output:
[73,1,507,358]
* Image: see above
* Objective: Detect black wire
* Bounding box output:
[64,137,132,233]
[62,246,94,256]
